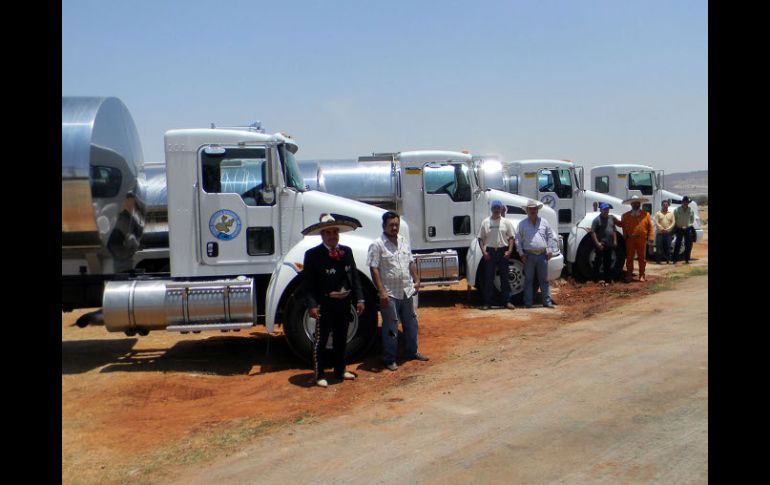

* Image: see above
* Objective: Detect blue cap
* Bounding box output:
[491,200,504,210]
[598,202,613,210]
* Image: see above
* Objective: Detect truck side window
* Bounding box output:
[247,227,275,255]
[424,163,471,202]
[538,171,555,192]
[201,148,275,206]
[628,172,653,195]
[595,176,609,193]
[557,169,572,199]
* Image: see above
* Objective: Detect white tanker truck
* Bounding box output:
[62,96,403,362]
[298,152,565,302]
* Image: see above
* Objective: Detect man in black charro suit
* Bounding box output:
[301,214,365,388]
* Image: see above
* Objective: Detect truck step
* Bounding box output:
[167,322,255,333]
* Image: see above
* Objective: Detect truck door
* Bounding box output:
[422,162,474,242]
[537,168,574,234]
[197,145,282,268]
[627,170,655,214]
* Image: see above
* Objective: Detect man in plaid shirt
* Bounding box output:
[368,211,430,371]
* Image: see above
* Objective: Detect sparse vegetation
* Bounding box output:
[647,266,708,293]
[127,418,281,483]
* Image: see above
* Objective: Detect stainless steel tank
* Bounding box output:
[136,162,168,248]
[297,159,358,191]
[62,97,145,270]
[102,277,256,333]
[314,161,398,205]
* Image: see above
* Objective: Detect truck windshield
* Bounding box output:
[280,144,305,191]
[628,171,653,195]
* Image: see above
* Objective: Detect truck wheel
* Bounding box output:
[575,237,626,281]
[494,259,525,303]
[284,286,377,364]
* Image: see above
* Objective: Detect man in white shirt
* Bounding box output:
[368,211,430,371]
[515,199,557,308]
[477,200,516,310]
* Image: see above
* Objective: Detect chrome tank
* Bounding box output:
[298,159,358,191]
[136,163,168,248]
[300,161,398,206]
[62,97,145,271]
[102,277,256,332]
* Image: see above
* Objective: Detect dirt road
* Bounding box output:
[169,275,707,484]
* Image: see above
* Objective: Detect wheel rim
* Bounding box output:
[301,306,359,346]
[494,260,525,295]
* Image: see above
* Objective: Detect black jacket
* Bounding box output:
[301,243,364,309]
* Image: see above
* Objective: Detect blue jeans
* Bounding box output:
[673,226,695,263]
[655,232,673,263]
[524,253,550,306]
[483,247,512,306]
[381,296,419,365]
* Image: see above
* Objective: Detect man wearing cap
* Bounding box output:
[654,200,675,264]
[589,202,618,284]
[515,199,557,308]
[368,211,429,372]
[301,214,365,388]
[672,196,696,264]
[615,195,654,282]
[477,200,516,310]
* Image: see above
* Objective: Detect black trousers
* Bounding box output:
[592,245,616,282]
[313,297,350,380]
[673,226,695,263]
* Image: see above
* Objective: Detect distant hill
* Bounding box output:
[665,170,708,196]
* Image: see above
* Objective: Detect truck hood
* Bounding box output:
[300,190,408,244]
[487,189,559,230]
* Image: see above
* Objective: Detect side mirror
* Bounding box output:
[260,187,275,204]
[575,166,584,191]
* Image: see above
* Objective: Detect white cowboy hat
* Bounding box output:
[622,195,650,205]
[301,213,360,236]
[525,199,543,210]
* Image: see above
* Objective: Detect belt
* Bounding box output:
[526,249,545,255]
[325,290,351,300]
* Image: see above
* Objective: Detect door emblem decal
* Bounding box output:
[209,210,242,240]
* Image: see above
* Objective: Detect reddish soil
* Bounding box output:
[62,238,708,484]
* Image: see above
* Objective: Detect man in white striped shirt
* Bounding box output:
[368,211,429,371]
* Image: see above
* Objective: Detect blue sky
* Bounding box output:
[62,0,707,174]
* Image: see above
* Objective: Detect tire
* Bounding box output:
[474,258,526,305]
[575,236,626,281]
[283,284,378,364]
[494,258,525,304]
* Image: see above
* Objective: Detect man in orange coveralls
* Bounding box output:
[614,195,654,282]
